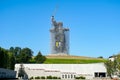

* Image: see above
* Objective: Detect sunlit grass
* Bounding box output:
[44,58,106,64]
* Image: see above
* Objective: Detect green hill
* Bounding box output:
[44,55,106,64]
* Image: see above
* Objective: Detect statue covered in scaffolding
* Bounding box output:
[50,16,69,55]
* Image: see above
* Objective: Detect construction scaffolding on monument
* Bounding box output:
[50,16,69,55]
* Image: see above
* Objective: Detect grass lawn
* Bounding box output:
[44,55,106,64]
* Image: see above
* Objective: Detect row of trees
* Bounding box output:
[105,54,120,78]
[0,46,46,70]
[0,47,15,70]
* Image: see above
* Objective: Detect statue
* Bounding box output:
[50,16,69,55]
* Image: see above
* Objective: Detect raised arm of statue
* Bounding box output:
[51,16,57,27]
[51,16,54,22]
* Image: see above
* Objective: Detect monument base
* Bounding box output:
[48,53,69,56]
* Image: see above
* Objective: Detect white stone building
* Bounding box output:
[15,63,107,79]
[108,56,115,61]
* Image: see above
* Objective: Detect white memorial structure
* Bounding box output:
[15,63,106,79]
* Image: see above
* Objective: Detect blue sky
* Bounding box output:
[0,0,120,58]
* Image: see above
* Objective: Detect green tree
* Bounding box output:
[98,56,103,58]
[0,46,35,70]
[9,47,14,53]
[8,52,16,70]
[105,60,114,78]
[34,51,46,63]
[0,47,5,68]
[114,54,120,76]
[14,47,21,56]
[9,47,22,63]
[105,54,120,78]
[0,47,9,68]
[18,48,33,63]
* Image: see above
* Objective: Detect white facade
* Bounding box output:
[15,63,107,79]
[109,57,115,61]
[0,68,16,78]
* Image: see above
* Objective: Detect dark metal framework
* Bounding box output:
[50,16,69,55]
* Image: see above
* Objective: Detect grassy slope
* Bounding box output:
[44,55,106,64]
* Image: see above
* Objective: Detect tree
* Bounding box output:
[34,51,46,63]
[114,54,120,76]
[0,47,5,68]
[0,47,9,68]
[8,52,16,70]
[105,54,120,78]
[98,56,103,58]
[9,47,14,53]
[0,46,35,70]
[9,47,33,63]
[9,47,22,63]
[18,48,33,63]
[105,60,115,78]
[14,47,21,56]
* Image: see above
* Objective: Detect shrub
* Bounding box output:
[47,75,52,79]
[35,76,40,79]
[79,76,86,79]
[41,76,45,79]
[52,76,58,79]
[30,76,33,80]
[75,76,86,79]
[46,76,61,79]
[58,77,61,79]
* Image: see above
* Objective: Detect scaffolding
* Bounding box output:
[50,16,69,55]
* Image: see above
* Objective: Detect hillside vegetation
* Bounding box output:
[44,55,106,64]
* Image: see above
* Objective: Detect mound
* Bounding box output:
[44,55,106,64]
